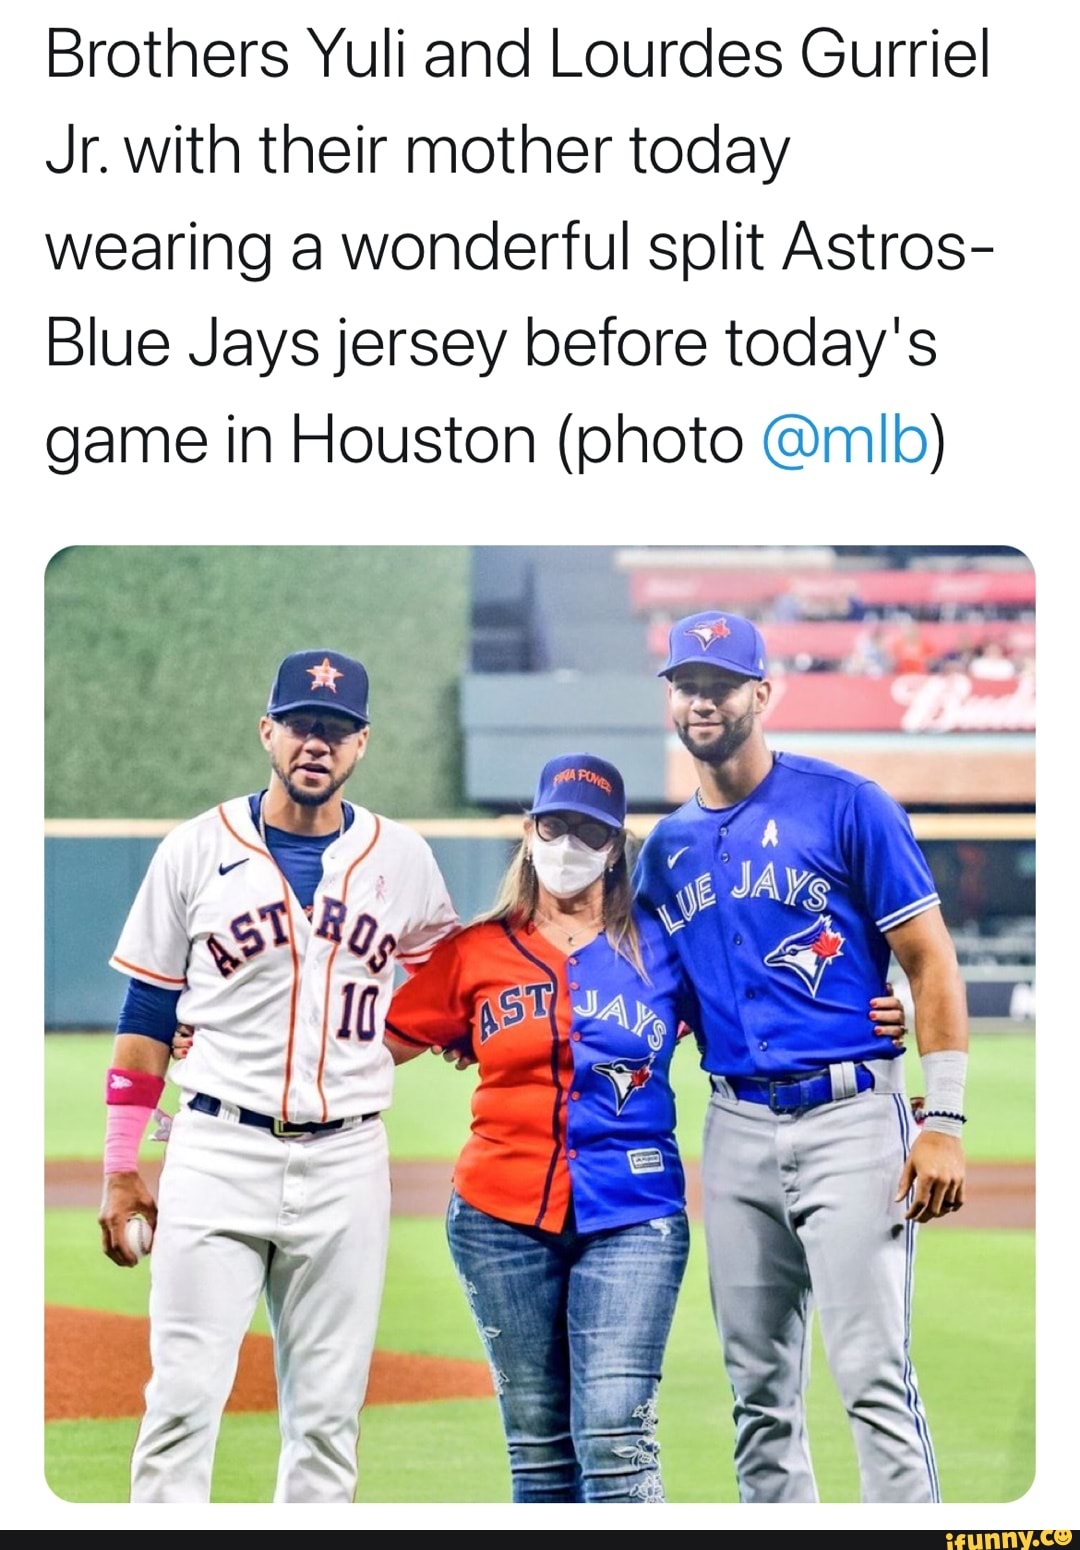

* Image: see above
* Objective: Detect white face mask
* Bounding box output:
[531,833,611,898]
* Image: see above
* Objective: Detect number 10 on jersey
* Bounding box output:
[336,981,379,1040]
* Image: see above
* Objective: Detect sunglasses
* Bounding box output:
[273,713,362,745]
[535,813,618,851]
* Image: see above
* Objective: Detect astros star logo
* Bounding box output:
[307,657,343,693]
[686,619,732,650]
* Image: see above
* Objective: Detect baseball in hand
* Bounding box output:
[125,1216,153,1261]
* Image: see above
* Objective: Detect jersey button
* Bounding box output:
[720,826,729,836]
[568,1149,578,1159]
[759,1041,768,1050]
[569,981,580,990]
[571,1091,581,1101]
[572,1032,582,1042]
[734,934,743,946]
[569,956,578,965]
[721,852,730,863]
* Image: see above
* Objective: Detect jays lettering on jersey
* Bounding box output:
[636,754,940,1077]
[110,796,459,1122]
[385,914,693,1233]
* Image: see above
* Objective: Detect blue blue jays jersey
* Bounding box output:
[560,910,697,1230]
[635,753,940,1078]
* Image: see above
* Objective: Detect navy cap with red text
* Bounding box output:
[530,752,627,829]
[267,650,370,724]
[658,612,768,680]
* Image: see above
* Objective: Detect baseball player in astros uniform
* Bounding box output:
[97,649,459,1503]
[636,612,968,1504]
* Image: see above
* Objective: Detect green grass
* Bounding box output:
[46,1404,511,1506]
[45,1029,1036,1163]
[44,1026,1036,1504]
[48,1210,164,1321]
[659,1226,1033,1505]
[903,1033,1034,1159]
[47,1210,483,1353]
[45,1218,1033,1504]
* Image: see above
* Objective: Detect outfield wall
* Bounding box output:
[46,826,516,1028]
[45,547,471,820]
[45,817,1035,1028]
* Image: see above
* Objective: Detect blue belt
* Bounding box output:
[716,1064,875,1114]
[189,1091,378,1138]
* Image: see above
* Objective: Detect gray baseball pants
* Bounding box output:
[702,1060,940,1503]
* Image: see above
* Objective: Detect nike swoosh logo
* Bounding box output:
[666,847,689,869]
[218,859,249,876]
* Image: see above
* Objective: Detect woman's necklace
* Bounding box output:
[533,910,603,948]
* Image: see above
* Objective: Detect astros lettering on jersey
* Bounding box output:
[385,914,694,1233]
[636,752,940,1077]
[111,795,459,1122]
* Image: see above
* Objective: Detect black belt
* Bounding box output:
[712,1063,875,1114]
[189,1092,378,1137]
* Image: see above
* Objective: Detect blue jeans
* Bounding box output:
[446,1191,690,1503]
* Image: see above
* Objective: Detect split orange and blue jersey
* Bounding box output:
[386,913,697,1234]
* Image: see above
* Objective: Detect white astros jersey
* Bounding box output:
[110,796,459,1122]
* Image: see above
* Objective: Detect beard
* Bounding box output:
[675,706,756,766]
[271,749,359,807]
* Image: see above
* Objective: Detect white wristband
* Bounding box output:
[922,1113,965,1138]
[920,1049,967,1135]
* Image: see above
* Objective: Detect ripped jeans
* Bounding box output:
[446,1190,690,1503]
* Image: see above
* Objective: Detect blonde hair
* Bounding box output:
[475,828,648,981]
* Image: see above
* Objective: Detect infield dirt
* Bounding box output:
[46,1156,1032,1420]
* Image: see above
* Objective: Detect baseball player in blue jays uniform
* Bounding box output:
[636,611,969,1504]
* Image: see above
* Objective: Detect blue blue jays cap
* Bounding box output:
[658,611,768,680]
[530,753,627,829]
[267,649,370,725]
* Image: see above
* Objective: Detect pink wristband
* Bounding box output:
[104,1104,154,1175]
[106,1067,165,1107]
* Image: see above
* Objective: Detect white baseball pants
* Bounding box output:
[130,1103,390,1503]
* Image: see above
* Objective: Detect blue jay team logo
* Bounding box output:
[593,1056,655,1114]
[685,618,732,650]
[764,914,846,997]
